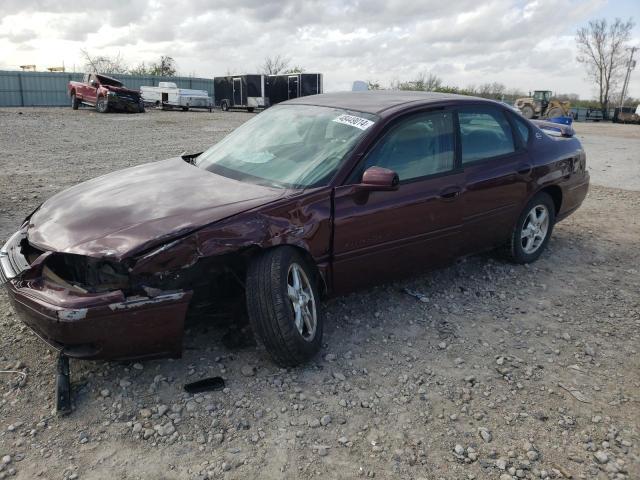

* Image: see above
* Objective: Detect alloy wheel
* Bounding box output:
[286,263,317,341]
[521,204,549,254]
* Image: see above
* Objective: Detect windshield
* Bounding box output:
[195,105,377,188]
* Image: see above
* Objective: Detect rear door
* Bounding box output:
[332,109,464,292]
[457,105,530,253]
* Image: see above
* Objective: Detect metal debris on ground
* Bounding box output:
[402,288,430,303]
[558,383,591,403]
[184,377,226,394]
[56,355,72,415]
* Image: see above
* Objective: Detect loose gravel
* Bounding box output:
[0,107,638,480]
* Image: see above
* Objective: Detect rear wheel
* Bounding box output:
[138,100,145,113]
[71,93,79,110]
[246,247,322,366]
[221,101,229,111]
[182,107,189,111]
[247,107,255,113]
[521,105,534,119]
[507,192,555,264]
[96,96,108,113]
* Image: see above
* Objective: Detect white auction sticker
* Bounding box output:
[332,114,374,130]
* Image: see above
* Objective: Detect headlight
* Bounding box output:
[44,253,129,293]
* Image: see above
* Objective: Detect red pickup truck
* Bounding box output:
[68,73,145,113]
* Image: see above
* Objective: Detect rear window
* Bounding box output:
[459,107,515,163]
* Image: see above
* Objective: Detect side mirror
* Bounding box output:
[359,166,399,191]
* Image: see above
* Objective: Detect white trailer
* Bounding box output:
[140,82,213,111]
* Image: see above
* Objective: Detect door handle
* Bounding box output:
[439,186,461,200]
[517,163,532,175]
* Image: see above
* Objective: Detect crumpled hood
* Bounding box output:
[27,157,288,259]
[105,85,140,97]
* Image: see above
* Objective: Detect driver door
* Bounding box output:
[332,109,464,293]
[85,74,99,104]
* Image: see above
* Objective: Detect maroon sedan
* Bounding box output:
[1,91,589,367]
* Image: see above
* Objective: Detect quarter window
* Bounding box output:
[362,111,455,181]
[511,114,531,144]
[459,108,515,163]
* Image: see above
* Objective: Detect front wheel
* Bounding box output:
[221,101,229,111]
[71,94,79,110]
[96,96,108,113]
[507,192,556,264]
[246,247,322,366]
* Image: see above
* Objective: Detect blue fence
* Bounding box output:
[569,107,616,122]
[0,71,215,107]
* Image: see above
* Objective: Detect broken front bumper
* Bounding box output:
[107,93,142,112]
[1,233,192,361]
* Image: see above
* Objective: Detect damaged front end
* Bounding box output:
[104,87,143,112]
[1,226,195,361]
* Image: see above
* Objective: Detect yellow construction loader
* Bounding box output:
[514,90,570,119]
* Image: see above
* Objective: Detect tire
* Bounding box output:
[246,247,323,366]
[247,107,255,113]
[546,107,563,118]
[221,101,229,111]
[96,96,109,113]
[138,100,145,113]
[71,93,79,110]
[507,192,556,264]
[182,107,189,111]
[521,105,534,119]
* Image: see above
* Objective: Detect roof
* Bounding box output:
[283,90,490,115]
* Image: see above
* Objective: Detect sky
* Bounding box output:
[1,0,639,100]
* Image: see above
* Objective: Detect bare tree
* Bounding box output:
[475,82,505,99]
[576,17,635,118]
[80,49,128,74]
[149,56,177,76]
[260,55,290,75]
[129,62,150,76]
[424,73,442,91]
[397,72,443,91]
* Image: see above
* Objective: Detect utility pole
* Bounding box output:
[619,46,637,108]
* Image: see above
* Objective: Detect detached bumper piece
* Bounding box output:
[56,354,71,415]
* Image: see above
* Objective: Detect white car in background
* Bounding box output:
[141,82,213,112]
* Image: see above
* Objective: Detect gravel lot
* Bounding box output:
[0,108,638,480]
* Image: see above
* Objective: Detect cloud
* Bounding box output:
[0,0,638,98]
[0,29,38,43]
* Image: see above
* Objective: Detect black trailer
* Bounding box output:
[213,74,268,112]
[267,73,323,105]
